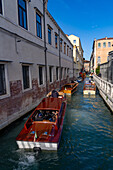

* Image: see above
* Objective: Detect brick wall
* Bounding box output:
[0,77,70,130]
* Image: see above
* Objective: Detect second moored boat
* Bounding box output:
[60,82,79,95]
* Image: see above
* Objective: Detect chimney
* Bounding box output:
[105,37,107,39]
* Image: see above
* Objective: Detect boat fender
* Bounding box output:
[33,147,41,152]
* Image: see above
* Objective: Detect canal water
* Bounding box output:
[0,79,113,170]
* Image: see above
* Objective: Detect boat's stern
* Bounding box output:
[16,140,58,150]
[83,90,96,95]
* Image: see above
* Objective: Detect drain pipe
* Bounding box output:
[43,0,48,94]
[58,29,61,90]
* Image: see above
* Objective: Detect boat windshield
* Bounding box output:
[64,85,72,88]
[32,110,59,122]
[85,84,95,89]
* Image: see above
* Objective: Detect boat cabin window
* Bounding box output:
[32,110,59,122]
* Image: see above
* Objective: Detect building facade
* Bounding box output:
[67,35,84,77]
[90,37,113,73]
[0,0,74,130]
[84,60,90,73]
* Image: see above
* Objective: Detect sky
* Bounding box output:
[47,0,113,60]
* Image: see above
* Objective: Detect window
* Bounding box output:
[98,43,101,48]
[56,67,59,80]
[67,68,69,76]
[108,42,111,47]
[64,42,66,54]
[67,46,69,56]
[55,34,58,48]
[36,13,42,38]
[49,66,53,82]
[73,40,76,44]
[60,39,62,52]
[64,68,66,78]
[61,68,63,79]
[39,66,44,85]
[0,64,6,95]
[18,0,27,29]
[48,28,51,45]
[22,65,30,89]
[0,0,2,14]
[97,56,101,64]
[103,42,106,48]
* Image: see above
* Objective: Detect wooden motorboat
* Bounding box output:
[16,97,67,151]
[60,82,79,95]
[83,81,96,95]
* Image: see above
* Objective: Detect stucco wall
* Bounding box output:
[0,0,75,130]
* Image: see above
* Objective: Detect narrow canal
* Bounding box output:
[0,79,113,170]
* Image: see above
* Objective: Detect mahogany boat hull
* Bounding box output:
[16,97,66,151]
[60,83,78,95]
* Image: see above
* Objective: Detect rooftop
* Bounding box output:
[97,37,113,41]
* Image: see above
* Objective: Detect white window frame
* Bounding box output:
[17,0,29,30]
[0,63,10,99]
[22,64,32,92]
[73,40,76,44]
[98,42,101,48]
[108,42,111,47]
[103,42,106,48]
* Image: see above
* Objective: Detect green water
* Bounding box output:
[0,80,113,170]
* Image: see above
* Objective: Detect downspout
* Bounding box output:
[58,29,61,90]
[43,0,48,94]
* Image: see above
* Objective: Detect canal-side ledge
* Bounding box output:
[93,75,113,112]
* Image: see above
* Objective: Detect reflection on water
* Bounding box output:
[0,79,113,169]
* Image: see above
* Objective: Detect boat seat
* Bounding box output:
[35,117,43,121]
